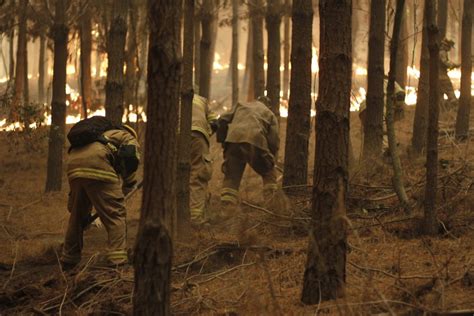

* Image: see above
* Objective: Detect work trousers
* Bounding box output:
[61,178,127,265]
[439,70,456,102]
[221,142,278,204]
[190,132,213,220]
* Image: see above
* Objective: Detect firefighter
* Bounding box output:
[190,94,218,224]
[359,78,406,129]
[60,123,140,269]
[218,96,280,205]
[439,38,460,105]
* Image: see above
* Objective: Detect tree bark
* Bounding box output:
[411,1,430,153]
[363,0,385,159]
[80,2,92,119]
[125,0,139,115]
[438,0,448,39]
[105,0,128,125]
[38,34,46,104]
[177,0,195,231]
[301,0,351,303]
[8,28,14,83]
[424,0,439,235]
[251,0,265,99]
[386,0,411,213]
[395,4,408,89]
[133,1,181,314]
[231,0,239,108]
[282,0,291,101]
[194,12,201,90]
[242,20,254,101]
[455,0,472,140]
[282,0,313,188]
[199,0,217,99]
[11,0,28,120]
[45,0,69,192]
[266,0,282,117]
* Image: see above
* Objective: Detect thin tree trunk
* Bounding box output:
[282,0,290,100]
[438,0,448,39]
[266,0,282,117]
[80,2,92,119]
[105,0,128,125]
[125,0,139,115]
[194,12,201,90]
[23,37,28,105]
[387,0,410,213]
[199,0,216,99]
[8,28,14,83]
[45,0,68,192]
[424,0,439,235]
[11,0,28,120]
[301,0,351,303]
[412,1,430,153]
[363,0,385,159]
[251,0,265,99]
[242,20,254,101]
[133,1,181,314]
[395,4,408,89]
[177,0,195,230]
[38,34,46,104]
[282,0,313,188]
[455,0,472,140]
[231,0,239,108]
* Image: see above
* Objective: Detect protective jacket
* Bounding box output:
[224,101,280,156]
[67,129,139,186]
[192,94,218,144]
[439,44,457,69]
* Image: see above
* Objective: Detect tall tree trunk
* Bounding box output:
[8,28,14,82]
[455,0,472,140]
[105,0,128,125]
[177,0,195,230]
[23,37,29,105]
[363,0,385,159]
[282,0,291,101]
[80,2,92,119]
[194,12,201,90]
[395,4,408,89]
[199,0,216,99]
[266,0,282,117]
[45,0,68,192]
[231,0,239,108]
[133,1,181,314]
[251,0,265,99]
[38,34,46,104]
[438,0,448,39]
[387,0,410,213]
[125,0,139,114]
[282,0,312,188]
[242,20,254,101]
[301,0,351,303]
[11,0,28,120]
[424,0,439,235]
[412,1,430,153]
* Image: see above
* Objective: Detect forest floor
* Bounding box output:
[0,107,473,315]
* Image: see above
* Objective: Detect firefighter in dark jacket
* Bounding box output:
[60,124,139,269]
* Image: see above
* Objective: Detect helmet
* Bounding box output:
[257,95,271,108]
[441,38,455,48]
[122,124,138,139]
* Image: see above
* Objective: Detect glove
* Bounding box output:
[209,120,218,134]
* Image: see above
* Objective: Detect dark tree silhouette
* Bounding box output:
[363,0,385,159]
[424,0,439,235]
[266,0,282,117]
[80,1,92,118]
[455,0,472,140]
[45,0,69,192]
[250,0,265,99]
[282,0,313,189]
[301,0,351,303]
[133,0,181,314]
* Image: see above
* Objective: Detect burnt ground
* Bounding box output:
[0,108,473,315]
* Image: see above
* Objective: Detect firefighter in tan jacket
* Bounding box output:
[218,98,280,205]
[190,94,218,223]
[61,125,139,269]
[439,38,460,105]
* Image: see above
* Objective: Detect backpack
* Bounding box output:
[67,116,117,150]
